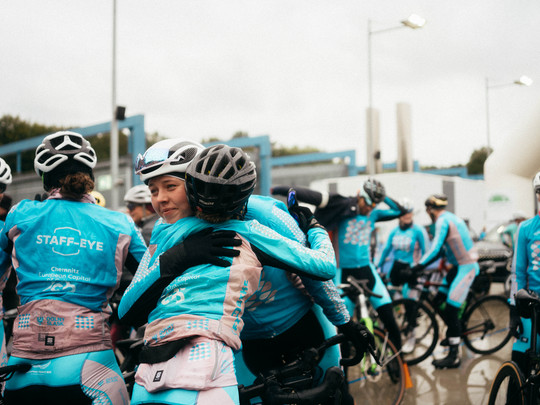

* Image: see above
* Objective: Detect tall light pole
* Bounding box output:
[110,0,119,209]
[367,14,425,174]
[485,75,533,151]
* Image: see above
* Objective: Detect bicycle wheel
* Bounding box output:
[347,327,405,405]
[462,295,512,354]
[487,361,525,405]
[392,298,438,366]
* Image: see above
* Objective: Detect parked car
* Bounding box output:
[474,222,513,295]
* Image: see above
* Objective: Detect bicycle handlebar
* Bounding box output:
[239,332,379,403]
[240,366,344,404]
[339,276,383,299]
[263,367,344,405]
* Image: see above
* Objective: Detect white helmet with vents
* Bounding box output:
[34,131,97,176]
[124,184,152,204]
[135,139,204,184]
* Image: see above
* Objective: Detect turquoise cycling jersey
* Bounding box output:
[337,196,405,269]
[118,215,336,351]
[510,214,540,305]
[418,211,477,268]
[377,223,430,268]
[242,195,348,340]
[0,194,147,358]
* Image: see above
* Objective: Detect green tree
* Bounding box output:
[0,115,66,173]
[466,147,492,175]
[0,115,166,174]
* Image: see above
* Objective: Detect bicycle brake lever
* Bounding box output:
[366,343,381,366]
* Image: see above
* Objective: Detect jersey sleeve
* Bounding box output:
[124,218,148,275]
[377,228,396,268]
[372,196,406,223]
[417,225,431,256]
[510,222,528,305]
[117,246,165,327]
[419,217,449,267]
[301,277,350,326]
[247,222,337,281]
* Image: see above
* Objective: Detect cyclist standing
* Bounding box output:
[273,179,408,351]
[124,184,159,245]
[410,194,479,369]
[0,131,148,404]
[119,143,337,404]
[377,198,430,353]
[509,171,540,375]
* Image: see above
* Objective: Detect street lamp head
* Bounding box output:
[515,75,533,87]
[401,14,426,29]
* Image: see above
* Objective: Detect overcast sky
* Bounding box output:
[2,0,540,167]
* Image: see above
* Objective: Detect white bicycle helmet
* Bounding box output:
[124,184,152,204]
[0,158,12,191]
[135,139,204,184]
[399,197,414,213]
[34,131,97,176]
[534,171,540,193]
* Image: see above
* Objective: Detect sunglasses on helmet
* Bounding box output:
[135,147,173,173]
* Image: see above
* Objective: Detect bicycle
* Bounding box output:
[340,276,407,405]
[238,332,370,405]
[391,265,512,366]
[488,288,540,405]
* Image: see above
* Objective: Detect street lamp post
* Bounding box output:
[485,75,533,151]
[366,14,425,175]
[111,0,120,210]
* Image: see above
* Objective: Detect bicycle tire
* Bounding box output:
[487,361,525,405]
[346,327,405,405]
[462,294,512,354]
[392,298,438,366]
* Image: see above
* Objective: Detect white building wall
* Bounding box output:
[310,172,486,242]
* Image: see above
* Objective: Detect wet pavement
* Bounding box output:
[401,283,511,405]
[402,335,511,404]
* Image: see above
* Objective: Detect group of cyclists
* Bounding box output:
[0,129,538,404]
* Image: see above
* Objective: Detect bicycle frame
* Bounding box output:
[346,277,395,367]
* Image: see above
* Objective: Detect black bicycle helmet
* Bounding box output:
[359,178,386,207]
[185,144,257,217]
[425,194,448,209]
[34,131,97,191]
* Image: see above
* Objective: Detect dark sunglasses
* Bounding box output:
[126,202,140,211]
[0,183,5,193]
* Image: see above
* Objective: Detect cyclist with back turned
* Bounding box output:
[407,194,479,369]
[0,132,148,404]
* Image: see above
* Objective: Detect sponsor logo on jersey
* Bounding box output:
[36,227,104,256]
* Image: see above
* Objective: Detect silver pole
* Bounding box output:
[485,77,491,151]
[110,0,119,209]
[367,20,374,175]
